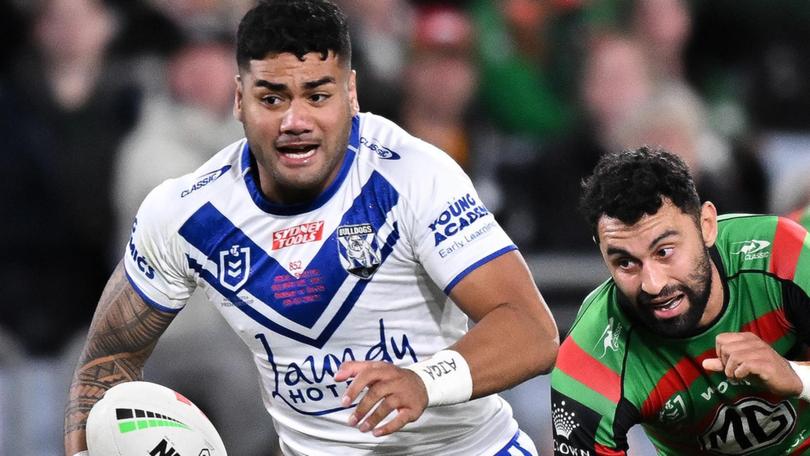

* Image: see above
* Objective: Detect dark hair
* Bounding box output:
[236,0,351,70]
[579,146,701,239]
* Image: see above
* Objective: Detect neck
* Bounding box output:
[698,260,725,328]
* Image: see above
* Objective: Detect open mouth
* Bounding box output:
[277,144,319,160]
[651,294,684,318]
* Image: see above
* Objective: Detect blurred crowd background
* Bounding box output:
[2,0,810,454]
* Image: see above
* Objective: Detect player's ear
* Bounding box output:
[234,73,244,122]
[700,201,718,247]
[349,69,359,115]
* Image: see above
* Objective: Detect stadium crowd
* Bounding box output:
[2,0,810,454]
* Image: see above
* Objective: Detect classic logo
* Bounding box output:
[360,136,401,160]
[659,393,687,424]
[699,397,796,455]
[337,224,381,279]
[272,221,325,250]
[429,194,491,246]
[180,165,231,197]
[731,240,771,261]
[595,317,622,359]
[219,245,250,291]
[128,218,156,280]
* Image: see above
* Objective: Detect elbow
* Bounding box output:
[534,335,559,375]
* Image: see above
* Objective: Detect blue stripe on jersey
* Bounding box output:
[124,269,181,314]
[493,430,533,456]
[241,115,361,215]
[178,170,399,348]
[443,245,517,295]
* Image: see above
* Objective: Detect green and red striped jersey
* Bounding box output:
[551,214,810,456]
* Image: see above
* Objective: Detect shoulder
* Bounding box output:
[715,213,808,280]
[356,113,471,188]
[136,139,246,232]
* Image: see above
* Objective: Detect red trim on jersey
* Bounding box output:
[769,217,807,281]
[557,338,622,404]
[595,442,627,456]
[740,308,791,344]
[640,350,714,420]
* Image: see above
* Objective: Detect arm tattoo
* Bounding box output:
[64,261,175,435]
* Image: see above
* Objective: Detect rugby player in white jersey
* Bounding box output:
[64,1,559,454]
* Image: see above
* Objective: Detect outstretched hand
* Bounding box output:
[702,332,803,397]
[334,361,428,437]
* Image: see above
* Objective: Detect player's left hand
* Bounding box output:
[334,361,428,437]
[702,332,803,397]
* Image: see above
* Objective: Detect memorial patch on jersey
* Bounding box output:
[337,223,382,279]
[272,221,325,250]
[699,397,796,455]
[219,245,250,292]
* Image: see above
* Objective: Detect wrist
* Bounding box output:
[405,349,473,407]
[788,361,810,401]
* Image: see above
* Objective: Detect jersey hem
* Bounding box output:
[124,269,182,314]
[443,245,517,294]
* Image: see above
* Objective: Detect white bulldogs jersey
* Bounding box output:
[125,113,520,455]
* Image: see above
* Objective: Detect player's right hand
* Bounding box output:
[334,361,428,437]
[702,332,803,397]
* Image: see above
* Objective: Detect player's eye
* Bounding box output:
[616,258,636,270]
[656,247,674,259]
[261,95,283,105]
[309,93,330,103]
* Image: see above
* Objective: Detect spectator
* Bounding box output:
[469,0,578,140]
[0,0,140,453]
[400,5,478,169]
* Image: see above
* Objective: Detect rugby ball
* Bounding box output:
[87,381,227,456]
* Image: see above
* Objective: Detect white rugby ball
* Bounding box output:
[87,381,227,456]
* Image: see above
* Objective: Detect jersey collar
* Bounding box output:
[241,115,360,215]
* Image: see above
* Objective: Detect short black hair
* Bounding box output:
[579,146,701,240]
[236,0,351,70]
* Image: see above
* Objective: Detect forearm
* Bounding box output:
[453,301,559,399]
[63,262,174,455]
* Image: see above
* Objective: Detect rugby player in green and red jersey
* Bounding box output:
[550,147,810,455]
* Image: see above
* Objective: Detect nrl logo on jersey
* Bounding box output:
[731,239,771,261]
[659,393,687,424]
[337,223,381,279]
[219,245,250,291]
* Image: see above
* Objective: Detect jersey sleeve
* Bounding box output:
[402,146,515,294]
[123,181,195,312]
[770,217,810,342]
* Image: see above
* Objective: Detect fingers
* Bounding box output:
[702,358,724,372]
[332,361,427,437]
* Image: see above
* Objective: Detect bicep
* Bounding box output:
[449,250,551,324]
[80,261,176,369]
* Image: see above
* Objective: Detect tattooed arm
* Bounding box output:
[64,261,176,455]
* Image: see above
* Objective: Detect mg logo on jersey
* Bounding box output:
[219,245,250,291]
[731,240,771,261]
[337,223,381,279]
[699,397,796,454]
